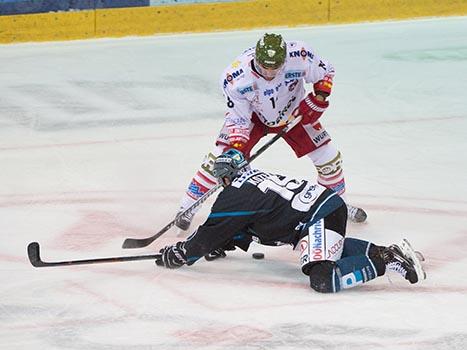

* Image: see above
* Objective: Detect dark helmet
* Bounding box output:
[212,149,248,186]
[255,33,287,69]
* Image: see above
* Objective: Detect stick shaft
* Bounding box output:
[27,242,160,268]
[122,115,303,249]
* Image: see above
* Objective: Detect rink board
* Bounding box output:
[1,0,467,43]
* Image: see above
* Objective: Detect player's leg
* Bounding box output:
[175,119,265,231]
[298,203,346,291]
[306,142,367,223]
[174,145,223,231]
[305,237,425,293]
[298,201,424,292]
[282,122,367,223]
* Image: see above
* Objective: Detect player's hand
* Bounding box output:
[295,92,329,125]
[227,126,250,151]
[204,239,238,261]
[313,75,333,97]
[155,242,188,268]
[204,248,227,261]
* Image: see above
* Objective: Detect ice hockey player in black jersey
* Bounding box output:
[156,149,426,293]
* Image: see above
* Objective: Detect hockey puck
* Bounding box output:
[252,252,265,260]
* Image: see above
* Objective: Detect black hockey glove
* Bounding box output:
[155,242,188,269]
[204,248,227,261]
[204,240,237,261]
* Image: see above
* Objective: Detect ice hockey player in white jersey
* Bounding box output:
[175,33,367,231]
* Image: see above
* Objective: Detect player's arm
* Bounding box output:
[295,46,335,124]
[222,86,253,152]
[155,189,252,268]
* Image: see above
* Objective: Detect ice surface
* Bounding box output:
[1,17,467,350]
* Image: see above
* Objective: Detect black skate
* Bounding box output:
[347,204,367,223]
[174,209,194,231]
[384,239,426,284]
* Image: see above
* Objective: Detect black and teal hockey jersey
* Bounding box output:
[184,169,344,261]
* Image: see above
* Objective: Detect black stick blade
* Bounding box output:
[121,221,175,249]
[122,237,155,249]
[27,242,46,267]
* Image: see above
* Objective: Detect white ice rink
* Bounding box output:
[1,16,467,350]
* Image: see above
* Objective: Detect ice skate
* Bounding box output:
[174,209,194,231]
[383,239,426,284]
[347,204,367,223]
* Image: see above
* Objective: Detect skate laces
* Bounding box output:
[386,261,408,277]
[384,245,414,280]
[346,204,367,223]
[347,205,359,218]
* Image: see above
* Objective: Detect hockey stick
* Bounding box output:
[27,242,160,268]
[121,115,303,249]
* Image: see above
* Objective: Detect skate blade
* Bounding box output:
[415,250,425,262]
[401,239,427,281]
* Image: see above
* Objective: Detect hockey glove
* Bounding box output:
[313,75,333,97]
[227,126,250,151]
[295,93,329,125]
[204,248,227,261]
[155,241,188,269]
[204,240,237,261]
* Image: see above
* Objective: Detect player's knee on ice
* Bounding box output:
[308,261,337,293]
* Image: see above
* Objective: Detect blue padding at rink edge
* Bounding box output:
[99,0,149,9]
[0,0,149,16]
[149,0,236,4]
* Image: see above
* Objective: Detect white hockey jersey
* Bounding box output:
[220,40,335,130]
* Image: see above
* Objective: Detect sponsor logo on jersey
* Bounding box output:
[311,220,323,260]
[298,185,319,204]
[285,71,304,79]
[285,79,299,91]
[238,85,254,95]
[257,95,297,127]
[312,129,330,145]
[327,238,344,259]
[300,253,310,266]
[289,48,314,60]
[278,95,297,119]
[247,172,270,186]
[223,68,244,88]
[263,88,274,96]
[299,238,310,266]
[232,168,262,188]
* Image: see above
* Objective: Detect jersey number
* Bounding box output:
[269,97,276,109]
[257,176,318,212]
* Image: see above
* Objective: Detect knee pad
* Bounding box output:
[308,261,337,293]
